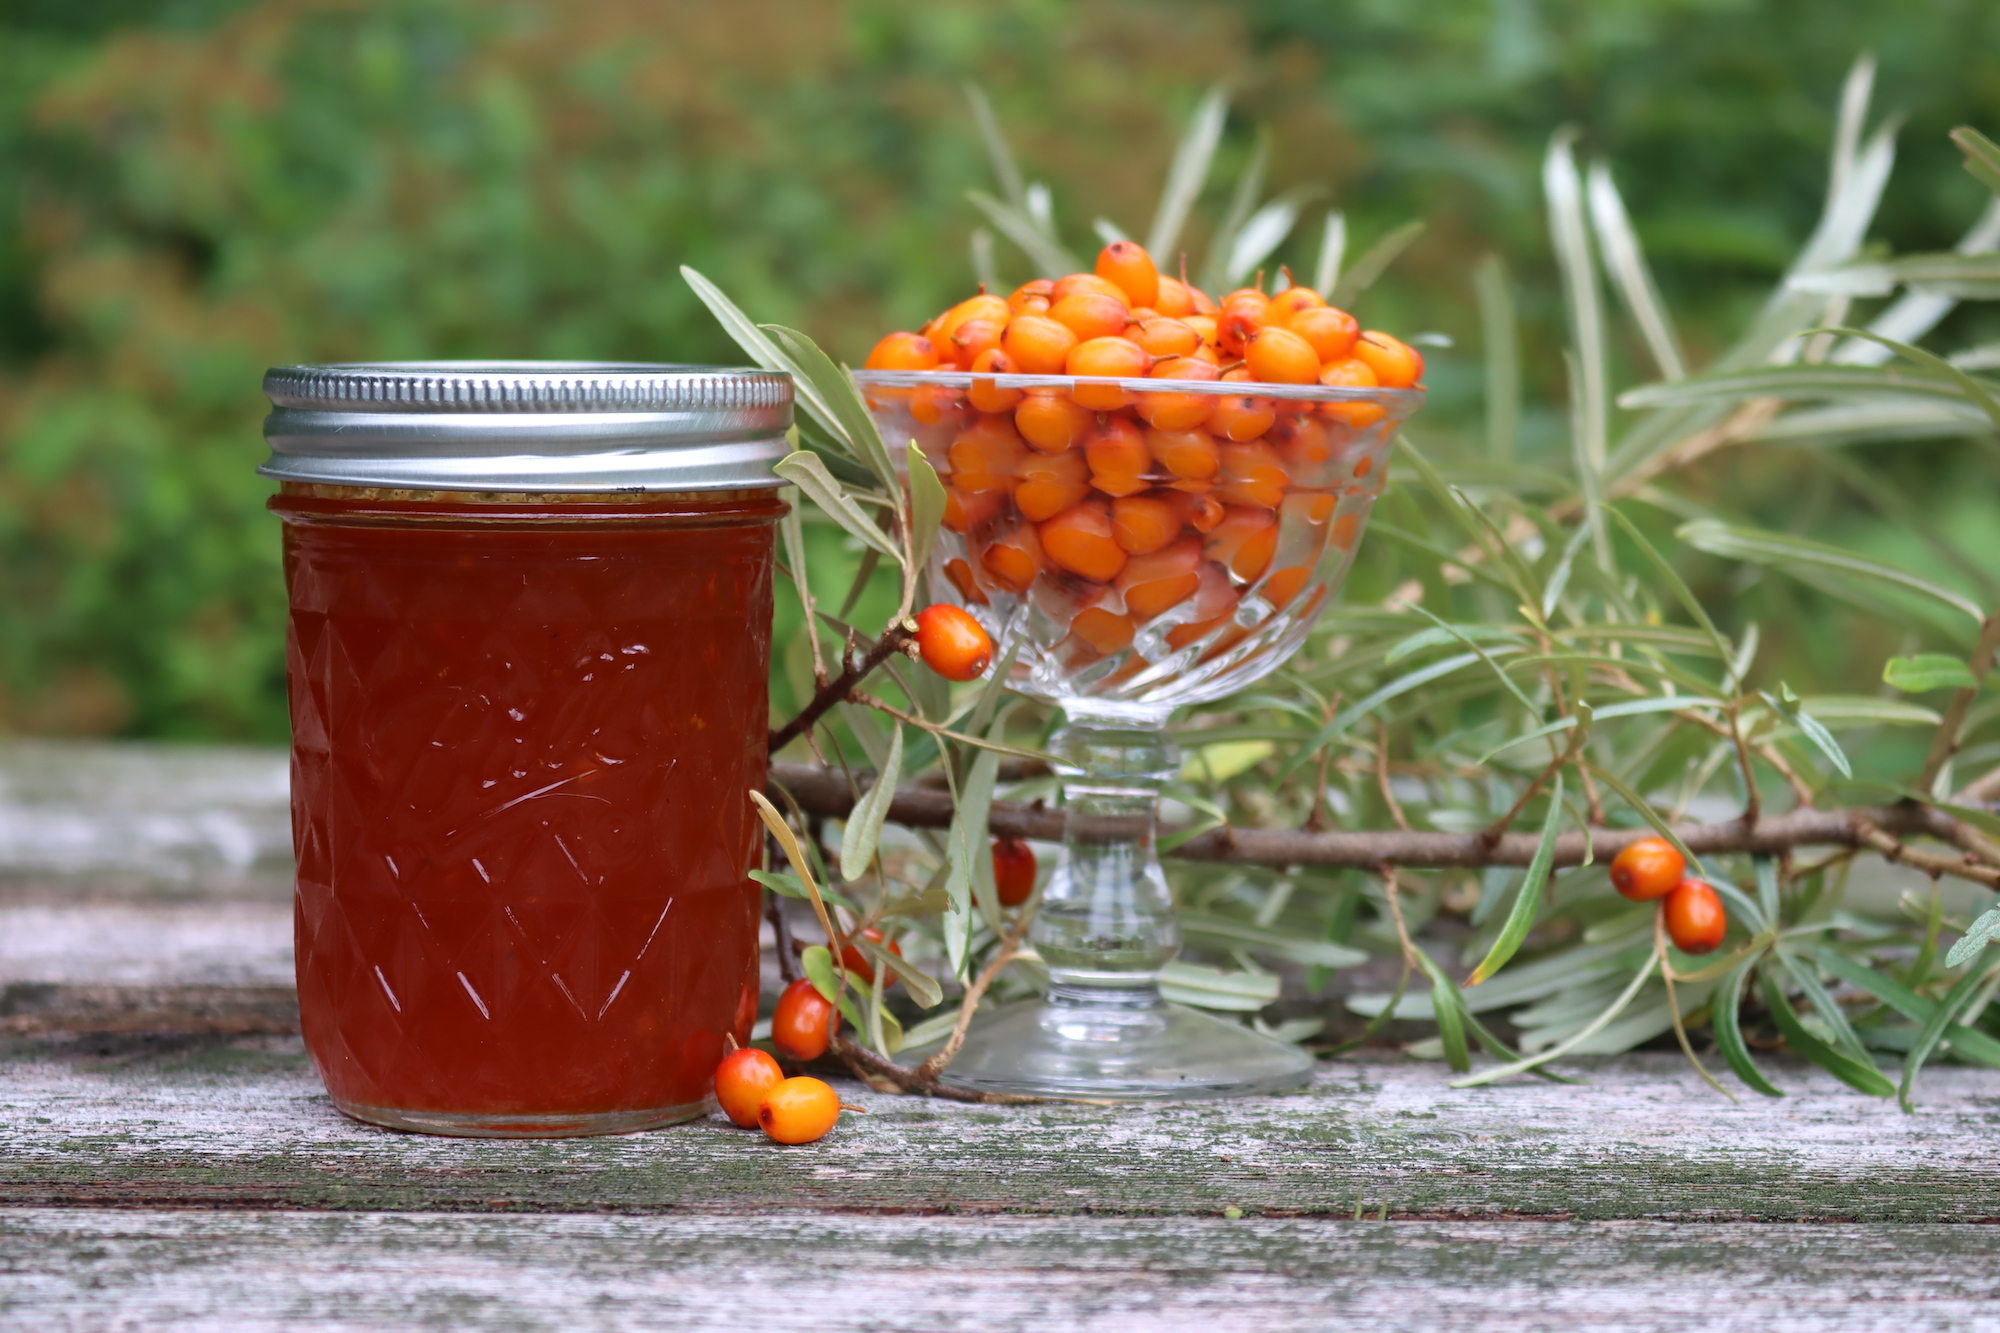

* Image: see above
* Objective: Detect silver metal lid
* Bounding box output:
[258,362,792,492]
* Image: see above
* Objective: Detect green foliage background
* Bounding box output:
[1,0,1997,740]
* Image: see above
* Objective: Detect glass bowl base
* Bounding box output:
[918,989,1316,1101]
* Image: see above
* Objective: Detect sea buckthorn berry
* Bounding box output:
[981,522,1044,591]
[1085,417,1152,497]
[916,603,994,681]
[771,977,838,1061]
[1068,606,1136,657]
[1066,336,1150,409]
[1049,292,1133,343]
[1243,326,1322,385]
[1318,357,1386,428]
[1015,389,1094,453]
[938,293,1011,343]
[942,485,1001,535]
[1096,240,1161,309]
[714,1047,785,1128]
[1115,536,1203,619]
[1217,292,1271,356]
[1610,837,1686,902]
[947,416,1026,494]
[865,332,941,372]
[1132,317,1201,360]
[948,318,1007,370]
[1287,305,1359,362]
[1111,494,1184,555]
[968,348,1024,414]
[1186,283,1219,315]
[1181,314,1222,352]
[1015,448,1092,522]
[1153,276,1196,318]
[1268,284,1324,322]
[1183,490,1225,533]
[1353,331,1424,388]
[1204,507,1279,582]
[908,383,959,426]
[1664,878,1727,955]
[1270,414,1336,474]
[1261,564,1311,609]
[1139,356,1220,431]
[1006,279,1055,314]
[1208,393,1277,443]
[1040,500,1128,583]
[758,1075,842,1145]
[1050,273,1131,307]
[1003,315,1080,376]
[944,556,985,605]
[992,835,1039,907]
[1146,427,1220,482]
[840,925,903,987]
[1216,441,1290,510]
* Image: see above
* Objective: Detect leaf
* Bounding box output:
[1452,950,1660,1088]
[1545,132,1610,569]
[853,938,944,1010]
[1197,131,1269,295]
[838,725,903,880]
[1793,695,1942,726]
[903,444,947,578]
[1760,686,1851,779]
[1414,951,1470,1072]
[1146,86,1228,263]
[1604,506,1734,670]
[1619,363,1974,411]
[1480,696,1720,766]
[1328,219,1425,309]
[1755,856,1781,925]
[1791,251,2000,299]
[1708,958,1784,1097]
[1280,651,1490,777]
[802,944,841,1003]
[1677,519,1986,625]
[1811,947,2000,1066]
[1157,961,1281,1011]
[1777,947,1871,1064]
[1946,907,2000,969]
[1385,623,1524,665]
[1467,772,1565,986]
[1901,961,1996,1110]
[1311,210,1347,297]
[1952,125,2000,197]
[1884,654,1978,694]
[761,326,897,487]
[1586,162,1686,380]
[1810,326,2000,436]
[1474,253,1521,465]
[962,82,1027,210]
[748,790,837,952]
[774,452,903,564]
[1179,912,1367,969]
[968,189,1078,280]
[1757,967,1895,1097]
[749,869,857,913]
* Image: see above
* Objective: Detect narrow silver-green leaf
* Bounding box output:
[1758,967,1895,1097]
[854,938,943,1010]
[1157,960,1280,1011]
[1480,696,1719,765]
[1946,907,2000,969]
[1415,951,1471,1073]
[1761,687,1852,779]
[1586,162,1685,380]
[1328,219,1425,309]
[1902,961,1996,1110]
[967,189,1077,280]
[1468,771,1565,985]
[904,443,947,578]
[1475,253,1520,464]
[1147,86,1229,265]
[681,267,842,442]
[774,452,903,564]
[1179,912,1367,969]
[1604,506,1734,669]
[1952,125,2000,197]
[1812,947,2000,1065]
[1312,209,1347,297]
[1715,959,1785,1097]
[802,944,841,1003]
[762,325,897,488]
[1281,650,1490,777]
[963,82,1027,210]
[1677,519,1985,624]
[838,725,903,880]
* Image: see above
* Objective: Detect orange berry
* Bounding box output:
[1115,536,1203,619]
[944,556,985,605]
[714,1047,785,1128]
[1068,606,1136,657]
[1181,314,1221,352]
[1015,447,1092,522]
[1318,357,1387,429]
[865,332,941,372]
[1152,276,1196,318]
[1015,389,1094,453]
[1065,336,1150,410]
[1217,293,1271,356]
[1048,291,1132,343]
[981,522,1044,592]
[1006,279,1055,315]
[1664,878,1727,955]
[1040,500,1127,583]
[1049,272,1131,306]
[968,348,1024,414]
[1268,284,1323,322]
[992,835,1039,907]
[916,603,994,681]
[908,383,960,426]
[1086,417,1153,497]
[839,925,903,987]
[942,484,1002,535]
[1610,837,1686,902]
[1243,326,1321,385]
[1131,316,1201,360]
[1209,393,1277,443]
[947,317,1007,371]
[1095,240,1161,309]
[1215,440,1289,509]
[1287,305,1359,361]
[758,1075,841,1145]
[1261,564,1311,609]
[771,977,837,1061]
[947,415,1026,494]
[1204,507,1278,581]
[937,293,1011,343]
[1110,493,1184,554]
[1181,490,1225,533]
[1003,315,1079,376]
[1146,427,1220,482]
[1353,331,1424,389]
[1139,355,1219,431]
[1186,284,1219,315]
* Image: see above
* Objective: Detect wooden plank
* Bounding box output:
[5,1208,1999,1332]
[6,1046,2000,1221]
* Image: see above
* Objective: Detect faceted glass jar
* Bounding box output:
[272,486,783,1135]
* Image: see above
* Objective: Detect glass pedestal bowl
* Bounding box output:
[856,368,1424,1099]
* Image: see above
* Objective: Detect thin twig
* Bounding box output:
[767,625,916,754]
[1918,607,2000,795]
[1379,861,1420,969]
[915,904,1039,1082]
[1853,817,2000,891]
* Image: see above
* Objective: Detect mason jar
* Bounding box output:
[259,362,790,1136]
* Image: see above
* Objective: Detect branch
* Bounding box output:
[1917,606,2000,795]
[770,762,2000,888]
[767,624,915,754]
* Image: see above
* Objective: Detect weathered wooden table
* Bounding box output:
[5,742,1999,1331]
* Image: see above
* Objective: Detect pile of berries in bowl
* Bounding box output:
[854,241,1426,709]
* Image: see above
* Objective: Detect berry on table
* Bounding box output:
[992,835,1038,906]
[915,603,994,681]
[758,1075,842,1144]
[714,1047,784,1128]
[771,977,838,1061]
[1664,878,1727,954]
[1610,837,1686,902]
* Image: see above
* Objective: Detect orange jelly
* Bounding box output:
[272,487,781,1135]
